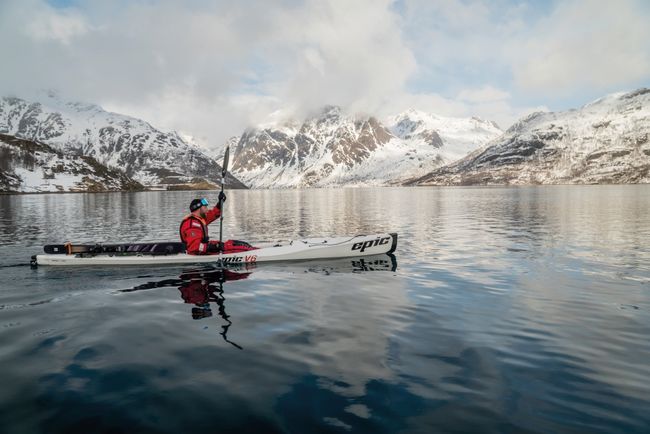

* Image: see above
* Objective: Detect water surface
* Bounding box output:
[1,186,649,433]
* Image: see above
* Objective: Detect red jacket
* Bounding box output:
[179,206,221,254]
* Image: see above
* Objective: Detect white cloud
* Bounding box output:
[380,90,545,131]
[258,0,417,116]
[26,5,89,45]
[395,0,648,126]
[457,86,510,103]
[1,0,418,145]
[1,0,648,146]
[399,0,527,76]
[510,0,650,95]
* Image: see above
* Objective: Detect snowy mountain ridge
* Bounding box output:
[226,106,503,188]
[410,88,650,185]
[0,92,247,189]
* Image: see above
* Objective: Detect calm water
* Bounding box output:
[1,186,649,433]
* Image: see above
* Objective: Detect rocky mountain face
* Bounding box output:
[0,133,143,193]
[410,89,650,186]
[0,93,247,190]
[227,106,502,188]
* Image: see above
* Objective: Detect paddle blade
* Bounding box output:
[222,146,230,178]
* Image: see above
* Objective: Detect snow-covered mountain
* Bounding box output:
[227,106,502,188]
[410,88,650,186]
[0,133,143,193]
[388,110,501,161]
[0,93,247,189]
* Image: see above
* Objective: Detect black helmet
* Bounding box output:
[190,198,209,212]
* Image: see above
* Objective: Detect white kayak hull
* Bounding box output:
[34,233,397,266]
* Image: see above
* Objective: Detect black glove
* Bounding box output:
[207,242,223,253]
[218,191,227,204]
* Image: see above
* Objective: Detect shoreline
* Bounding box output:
[1,182,648,195]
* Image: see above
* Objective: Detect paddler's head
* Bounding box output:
[189,198,209,218]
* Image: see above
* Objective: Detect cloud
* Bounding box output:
[1,0,419,145]
[395,0,648,125]
[1,0,648,147]
[511,0,650,95]
[26,3,89,44]
[252,0,417,116]
[457,86,510,104]
[399,0,650,98]
[380,89,545,131]
[398,0,529,87]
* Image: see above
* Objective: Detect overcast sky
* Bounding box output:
[2,0,649,148]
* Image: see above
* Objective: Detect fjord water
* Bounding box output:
[0,186,649,433]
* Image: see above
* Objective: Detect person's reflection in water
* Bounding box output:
[121,255,396,348]
[178,268,250,349]
[121,267,250,349]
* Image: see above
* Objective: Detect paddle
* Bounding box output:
[218,146,230,251]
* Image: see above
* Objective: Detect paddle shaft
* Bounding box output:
[218,146,230,249]
[218,182,225,244]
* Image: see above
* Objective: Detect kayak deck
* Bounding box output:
[33,233,398,266]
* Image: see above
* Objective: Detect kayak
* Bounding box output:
[32,233,398,266]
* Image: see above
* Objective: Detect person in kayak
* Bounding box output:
[179,194,257,255]
[179,194,227,254]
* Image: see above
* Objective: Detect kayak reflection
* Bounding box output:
[237,253,398,274]
[120,254,397,348]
